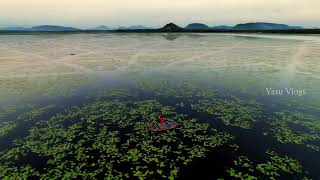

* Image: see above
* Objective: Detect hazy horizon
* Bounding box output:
[1,0,320,28]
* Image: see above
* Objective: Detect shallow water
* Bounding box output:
[0,33,319,179]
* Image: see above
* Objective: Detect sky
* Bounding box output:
[1,0,319,28]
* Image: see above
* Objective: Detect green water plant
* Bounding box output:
[0,122,16,138]
[268,111,320,151]
[0,100,233,179]
[228,150,305,179]
[191,98,262,129]
[0,104,34,120]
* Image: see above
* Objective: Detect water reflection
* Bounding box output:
[162,33,183,41]
[0,33,319,104]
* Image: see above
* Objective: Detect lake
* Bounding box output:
[0,33,319,179]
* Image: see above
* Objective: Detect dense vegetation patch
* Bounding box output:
[0,104,35,119]
[269,111,320,151]
[191,98,262,129]
[228,150,305,180]
[0,122,16,138]
[0,100,233,179]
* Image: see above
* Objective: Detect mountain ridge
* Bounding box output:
[185,23,210,30]
[0,25,80,31]
[234,22,303,30]
[159,23,184,32]
[0,22,308,32]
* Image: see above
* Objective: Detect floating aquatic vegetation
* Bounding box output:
[0,122,16,138]
[0,105,58,141]
[0,104,35,120]
[191,98,262,129]
[0,104,37,138]
[0,100,233,179]
[228,150,305,179]
[228,144,240,151]
[268,111,320,151]
[16,105,57,123]
[256,150,303,177]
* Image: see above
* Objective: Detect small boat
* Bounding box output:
[146,121,179,132]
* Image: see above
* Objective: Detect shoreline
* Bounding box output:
[1,29,320,35]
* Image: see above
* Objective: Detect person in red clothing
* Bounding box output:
[160,114,165,126]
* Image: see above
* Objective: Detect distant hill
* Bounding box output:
[30,25,80,31]
[127,25,149,29]
[0,27,29,31]
[160,23,183,32]
[211,25,233,30]
[94,25,111,30]
[118,26,128,30]
[185,23,210,30]
[185,23,234,30]
[118,25,150,30]
[234,22,303,30]
[0,22,310,33]
[0,25,81,31]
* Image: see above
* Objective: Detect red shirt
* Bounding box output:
[160,115,165,125]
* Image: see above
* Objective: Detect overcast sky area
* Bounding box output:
[1,0,319,28]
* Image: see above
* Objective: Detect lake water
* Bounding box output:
[0,33,319,179]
